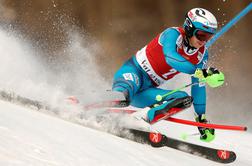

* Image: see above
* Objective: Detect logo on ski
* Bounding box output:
[217,150,230,160]
[149,132,162,143]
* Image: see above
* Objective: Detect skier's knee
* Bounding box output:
[112,80,137,101]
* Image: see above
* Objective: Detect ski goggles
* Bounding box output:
[195,30,214,42]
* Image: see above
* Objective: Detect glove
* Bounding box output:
[194,68,208,79]
[195,114,215,142]
[205,67,224,88]
[194,67,220,79]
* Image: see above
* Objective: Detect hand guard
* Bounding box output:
[206,67,224,88]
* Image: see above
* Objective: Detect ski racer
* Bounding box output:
[112,8,224,142]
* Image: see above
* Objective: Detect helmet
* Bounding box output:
[183,8,218,40]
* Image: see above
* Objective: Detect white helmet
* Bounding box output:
[184,8,218,40]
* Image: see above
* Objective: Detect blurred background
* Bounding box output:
[0,0,251,126]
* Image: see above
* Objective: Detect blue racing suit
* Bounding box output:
[112,27,208,117]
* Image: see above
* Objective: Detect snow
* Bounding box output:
[0,100,252,166]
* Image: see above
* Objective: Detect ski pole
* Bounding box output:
[156,71,225,102]
[206,2,252,48]
[181,132,200,140]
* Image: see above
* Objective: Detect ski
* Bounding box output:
[84,100,129,110]
[125,129,236,164]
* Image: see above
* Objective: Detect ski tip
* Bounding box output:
[244,127,248,131]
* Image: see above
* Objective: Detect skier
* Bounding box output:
[112,8,224,142]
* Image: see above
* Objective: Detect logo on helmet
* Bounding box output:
[209,22,217,27]
[188,11,194,19]
[195,8,207,19]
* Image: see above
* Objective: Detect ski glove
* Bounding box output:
[194,67,220,79]
[194,68,208,79]
[195,114,215,142]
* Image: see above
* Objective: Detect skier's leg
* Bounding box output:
[130,88,192,121]
[112,59,142,101]
[147,96,193,121]
[130,88,189,108]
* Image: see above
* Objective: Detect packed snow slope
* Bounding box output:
[0,20,251,166]
[0,100,252,166]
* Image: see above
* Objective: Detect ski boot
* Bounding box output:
[147,96,193,122]
[195,114,215,142]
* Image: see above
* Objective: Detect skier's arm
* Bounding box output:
[160,28,196,74]
[191,51,209,115]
